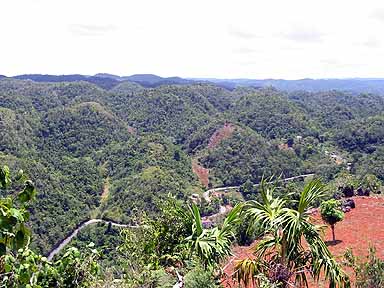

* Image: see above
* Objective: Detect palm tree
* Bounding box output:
[235,178,350,288]
[186,203,242,267]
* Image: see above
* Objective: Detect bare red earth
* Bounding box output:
[316,197,384,260]
[222,196,384,287]
[192,160,209,188]
[208,123,236,149]
[191,123,236,188]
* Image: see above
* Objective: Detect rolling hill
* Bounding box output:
[1,76,384,258]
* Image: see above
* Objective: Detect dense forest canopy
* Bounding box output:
[0,76,383,260]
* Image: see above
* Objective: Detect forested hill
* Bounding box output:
[1,77,384,255]
[11,73,194,89]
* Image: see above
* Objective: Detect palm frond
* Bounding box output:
[186,202,242,267]
[297,178,325,215]
[235,257,267,287]
[189,203,203,236]
[235,179,350,287]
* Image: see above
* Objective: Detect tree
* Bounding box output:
[240,179,254,195]
[320,199,344,243]
[360,174,382,194]
[235,179,349,288]
[119,201,188,262]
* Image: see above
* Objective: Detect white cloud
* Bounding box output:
[1,0,384,79]
[279,26,324,43]
[68,24,118,37]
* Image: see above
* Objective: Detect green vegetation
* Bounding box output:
[3,245,100,287]
[1,77,384,286]
[0,166,99,287]
[0,165,35,256]
[201,128,303,186]
[320,199,345,243]
[112,197,238,287]
[235,179,349,287]
[186,203,241,267]
[184,267,218,288]
[344,247,384,288]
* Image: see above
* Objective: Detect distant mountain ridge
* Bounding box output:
[13,74,120,90]
[10,73,194,89]
[94,73,193,86]
[4,73,384,93]
[192,77,384,93]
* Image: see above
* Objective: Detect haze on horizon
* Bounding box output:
[2,0,384,80]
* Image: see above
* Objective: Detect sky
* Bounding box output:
[2,0,384,79]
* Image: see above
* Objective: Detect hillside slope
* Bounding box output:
[1,78,384,255]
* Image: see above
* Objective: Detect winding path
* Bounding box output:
[203,173,315,202]
[47,173,315,260]
[47,219,139,261]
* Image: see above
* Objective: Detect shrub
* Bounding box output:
[344,246,384,288]
[184,267,218,288]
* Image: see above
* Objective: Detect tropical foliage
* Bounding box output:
[0,165,100,287]
[0,165,34,257]
[1,77,384,286]
[320,199,344,243]
[235,179,350,287]
[344,246,384,288]
[186,203,242,267]
[2,245,99,288]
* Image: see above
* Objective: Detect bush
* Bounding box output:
[123,268,175,288]
[0,165,100,287]
[184,267,218,288]
[1,244,100,287]
[344,246,384,288]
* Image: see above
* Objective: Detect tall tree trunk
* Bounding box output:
[281,232,287,265]
[331,224,335,243]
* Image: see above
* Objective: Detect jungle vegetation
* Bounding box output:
[1,77,384,286]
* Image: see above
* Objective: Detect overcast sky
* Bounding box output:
[2,0,384,79]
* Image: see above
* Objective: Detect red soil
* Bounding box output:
[192,160,209,188]
[315,197,384,260]
[208,123,236,149]
[222,196,384,287]
[191,123,236,188]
